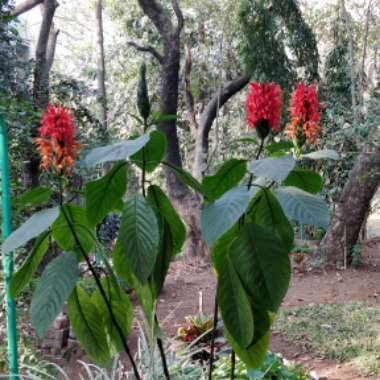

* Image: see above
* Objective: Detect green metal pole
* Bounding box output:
[0,114,19,378]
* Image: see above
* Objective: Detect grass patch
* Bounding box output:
[274,302,380,377]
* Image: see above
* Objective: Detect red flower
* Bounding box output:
[246,82,283,139]
[285,83,322,144]
[34,104,80,176]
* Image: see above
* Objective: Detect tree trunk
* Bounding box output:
[320,143,380,265]
[137,0,208,260]
[26,0,58,188]
[95,0,108,135]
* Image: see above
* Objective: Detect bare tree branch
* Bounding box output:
[11,0,44,17]
[192,74,250,179]
[46,26,59,73]
[360,0,373,91]
[172,0,184,33]
[137,0,173,39]
[33,0,59,110]
[127,41,163,64]
[181,44,198,134]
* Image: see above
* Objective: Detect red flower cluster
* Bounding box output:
[246,82,282,139]
[285,83,322,144]
[34,104,80,176]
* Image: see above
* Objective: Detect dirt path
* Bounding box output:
[152,261,380,380]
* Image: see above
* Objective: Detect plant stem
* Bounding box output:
[60,205,141,380]
[208,293,219,380]
[230,351,236,380]
[157,337,171,380]
[247,138,265,190]
[142,119,147,197]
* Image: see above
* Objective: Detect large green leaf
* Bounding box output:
[162,161,205,196]
[18,187,53,208]
[276,186,329,229]
[230,223,291,312]
[225,326,270,369]
[117,195,159,283]
[68,286,111,366]
[147,185,186,295]
[217,255,254,348]
[147,185,186,254]
[266,141,293,155]
[202,159,247,201]
[283,169,323,194]
[302,149,340,160]
[30,252,79,338]
[52,204,95,256]
[248,189,294,251]
[84,134,150,166]
[201,186,258,248]
[248,155,296,183]
[85,162,127,227]
[92,277,133,352]
[113,249,160,339]
[2,207,59,254]
[11,232,49,298]
[131,131,167,172]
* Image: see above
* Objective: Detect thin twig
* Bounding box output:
[208,294,219,380]
[230,351,236,380]
[128,41,163,64]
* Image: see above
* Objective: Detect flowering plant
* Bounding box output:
[3,71,337,380]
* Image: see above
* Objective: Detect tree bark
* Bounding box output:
[340,0,357,112]
[27,0,58,187]
[360,0,373,93]
[11,0,44,17]
[193,75,250,180]
[137,0,208,260]
[320,143,380,265]
[95,0,108,134]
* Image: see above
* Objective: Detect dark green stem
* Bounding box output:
[208,293,219,380]
[230,351,236,380]
[247,138,265,191]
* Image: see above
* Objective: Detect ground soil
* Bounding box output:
[48,237,380,379]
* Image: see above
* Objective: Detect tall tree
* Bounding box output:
[134,0,319,259]
[320,72,380,264]
[95,0,108,134]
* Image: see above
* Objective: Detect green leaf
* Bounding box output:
[11,232,49,298]
[231,136,258,145]
[230,223,291,312]
[52,204,95,256]
[151,111,177,124]
[147,185,186,254]
[117,195,159,283]
[18,187,53,208]
[302,149,340,160]
[131,131,167,172]
[68,286,111,366]
[92,277,133,352]
[85,162,127,227]
[162,161,205,196]
[276,186,329,229]
[2,207,59,254]
[266,141,293,154]
[225,325,270,369]
[248,155,296,183]
[30,252,79,338]
[217,255,254,348]
[113,249,160,339]
[248,189,294,251]
[201,186,258,248]
[84,134,150,166]
[202,159,247,201]
[147,185,186,295]
[283,169,323,194]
